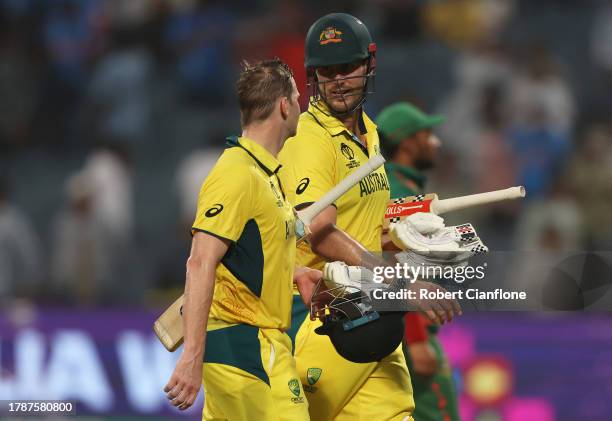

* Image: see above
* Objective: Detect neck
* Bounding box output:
[242,121,286,157]
[338,108,361,136]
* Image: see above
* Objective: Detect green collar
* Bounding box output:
[385,162,427,191]
[226,136,282,176]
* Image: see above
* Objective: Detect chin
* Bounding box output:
[328,101,351,114]
[327,96,361,115]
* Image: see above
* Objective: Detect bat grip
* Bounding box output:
[297,154,385,225]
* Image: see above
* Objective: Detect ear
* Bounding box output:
[280,97,289,120]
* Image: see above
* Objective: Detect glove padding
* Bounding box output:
[390,213,488,267]
[322,261,380,290]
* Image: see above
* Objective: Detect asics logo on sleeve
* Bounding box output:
[205,204,224,217]
[296,178,310,195]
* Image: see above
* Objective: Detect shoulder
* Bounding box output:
[205,148,255,185]
[280,113,334,159]
[296,111,333,143]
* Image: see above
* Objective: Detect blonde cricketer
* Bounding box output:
[163,58,320,421]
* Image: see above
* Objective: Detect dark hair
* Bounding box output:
[236,58,294,127]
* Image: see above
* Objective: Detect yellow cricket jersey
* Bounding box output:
[279,103,390,270]
[192,136,296,330]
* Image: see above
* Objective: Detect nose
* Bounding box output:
[430,134,441,149]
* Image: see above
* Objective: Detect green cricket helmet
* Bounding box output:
[305,13,377,115]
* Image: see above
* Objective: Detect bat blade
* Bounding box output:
[383,193,437,229]
[153,295,184,352]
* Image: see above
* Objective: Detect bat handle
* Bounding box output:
[432,186,526,215]
[297,154,386,225]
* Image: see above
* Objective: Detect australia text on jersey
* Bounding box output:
[359,171,390,197]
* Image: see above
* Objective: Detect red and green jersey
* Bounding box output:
[385,161,460,421]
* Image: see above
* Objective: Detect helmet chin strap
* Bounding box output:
[322,83,367,118]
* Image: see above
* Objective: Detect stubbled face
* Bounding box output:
[316,60,367,114]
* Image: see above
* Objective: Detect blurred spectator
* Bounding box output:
[505,45,573,198]
[589,1,612,120]
[507,121,570,199]
[508,44,575,135]
[476,83,516,194]
[164,0,235,105]
[590,1,612,74]
[42,0,101,91]
[50,142,134,305]
[515,183,582,251]
[0,176,43,300]
[81,142,134,243]
[0,4,40,150]
[155,146,222,289]
[565,125,612,249]
[38,0,104,146]
[0,0,610,306]
[175,146,222,226]
[422,0,515,48]
[86,27,155,143]
[51,172,103,305]
[511,183,582,311]
[438,42,512,182]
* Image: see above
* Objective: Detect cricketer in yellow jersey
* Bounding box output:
[281,101,415,421]
[163,58,321,421]
[281,12,460,421]
[279,13,420,421]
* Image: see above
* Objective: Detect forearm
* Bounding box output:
[310,223,391,272]
[182,257,216,358]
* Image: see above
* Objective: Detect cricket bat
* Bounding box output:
[154,154,386,351]
[383,186,526,230]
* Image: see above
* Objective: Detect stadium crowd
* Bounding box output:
[1,0,611,307]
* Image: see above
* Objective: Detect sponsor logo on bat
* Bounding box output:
[385,203,428,217]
